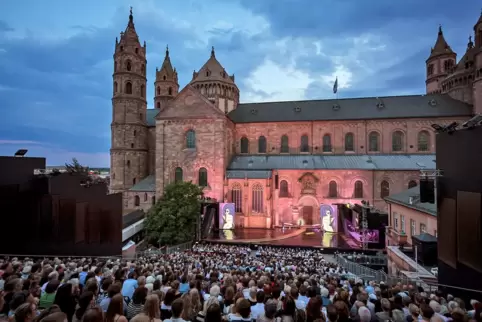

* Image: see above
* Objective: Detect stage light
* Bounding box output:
[445,122,459,134]
[346,203,352,208]
[462,114,482,128]
[431,124,444,132]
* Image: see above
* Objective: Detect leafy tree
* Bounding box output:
[65,158,90,174]
[145,181,203,246]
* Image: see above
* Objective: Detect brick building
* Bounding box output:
[110,9,481,227]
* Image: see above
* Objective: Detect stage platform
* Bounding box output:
[205,228,360,249]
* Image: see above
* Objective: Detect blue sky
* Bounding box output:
[0,0,479,167]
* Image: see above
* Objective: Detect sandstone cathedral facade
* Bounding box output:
[111,9,481,229]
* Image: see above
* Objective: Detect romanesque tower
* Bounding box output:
[190,47,240,113]
[110,8,149,196]
[154,46,179,110]
[426,26,457,94]
[473,12,482,115]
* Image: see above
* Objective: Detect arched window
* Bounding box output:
[140,85,145,98]
[186,130,196,149]
[408,180,417,188]
[168,87,173,95]
[231,183,242,213]
[163,75,166,80]
[125,82,132,94]
[114,82,118,94]
[141,64,145,75]
[144,193,148,201]
[152,196,156,205]
[174,167,183,183]
[156,86,160,96]
[354,181,363,198]
[134,195,140,206]
[380,180,390,198]
[280,135,289,153]
[368,131,380,152]
[279,180,289,197]
[135,48,139,54]
[323,134,332,152]
[345,133,354,152]
[252,183,264,213]
[198,168,208,187]
[417,131,430,152]
[134,130,136,137]
[258,136,267,153]
[240,137,249,153]
[126,61,131,71]
[114,62,117,72]
[127,160,131,168]
[300,135,309,152]
[328,181,337,198]
[156,102,161,109]
[133,178,136,184]
[392,131,404,152]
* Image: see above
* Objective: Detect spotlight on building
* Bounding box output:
[462,114,482,128]
[14,149,28,157]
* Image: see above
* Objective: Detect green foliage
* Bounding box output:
[65,158,89,174]
[145,181,203,246]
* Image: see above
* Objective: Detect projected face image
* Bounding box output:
[321,205,335,233]
[222,207,234,229]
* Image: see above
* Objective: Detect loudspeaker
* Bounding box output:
[420,178,435,203]
[275,175,279,189]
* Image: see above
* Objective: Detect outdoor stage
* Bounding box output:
[205,227,361,249]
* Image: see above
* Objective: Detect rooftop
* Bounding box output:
[384,186,437,216]
[129,175,155,192]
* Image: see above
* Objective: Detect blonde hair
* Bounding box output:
[143,295,160,319]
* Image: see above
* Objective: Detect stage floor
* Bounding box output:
[205,228,359,249]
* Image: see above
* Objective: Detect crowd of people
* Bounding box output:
[0,243,481,322]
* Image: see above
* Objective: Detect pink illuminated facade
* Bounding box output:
[112,10,482,226]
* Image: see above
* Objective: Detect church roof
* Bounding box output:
[384,186,437,216]
[226,170,272,179]
[412,233,437,242]
[190,47,235,84]
[129,175,155,192]
[227,154,435,171]
[427,26,455,60]
[227,94,471,124]
[157,46,177,80]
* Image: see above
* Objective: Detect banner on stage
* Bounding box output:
[219,203,235,230]
[320,204,338,233]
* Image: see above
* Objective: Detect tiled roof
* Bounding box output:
[384,186,437,216]
[226,170,272,179]
[227,154,436,171]
[123,209,145,229]
[413,232,437,242]
[146,109,159,126]
[227,94,471,123]
[129,175,155,192]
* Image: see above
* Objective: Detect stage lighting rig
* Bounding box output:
[431,122,459,134]
[462,114,482,129]
[431,124,444,132]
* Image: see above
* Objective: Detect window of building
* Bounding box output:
[126,61,132,71]
[141,64,145,75]
[417,130,430,152]
[134,195,140,206]
[240,137,249,153]
[354,181,363,198]
[394,213,399,230]
[127,160,131,168]
[231,183,242,212]
[133,178,136,185]
[400,215,405,233]
[368,131,380,152]
[252,183,264,213]
[300,135,309,152]
[280,135,289,153]
[328,181,337,198]
[140,85,145,98]
[408,180,417,188]
[392,131,404,152]
[156,102,161,109]
[323,134,332,152]
[168,87,173,95]
[174,167,183,183]
[114,62,117,72]
[156,86,160,96]
[410,219,416,236]
[258,136,267,153]
[427,64,434,76]
[345,133,354,152]
[143,193,147,202]
[125,82,132,94]
[198,168,208,187]
[380,180,390,198]
[186,130,196,149]
[420,223,426,233]
[279,180,289,197]
[114,82,118,94]
[152,196,156,205]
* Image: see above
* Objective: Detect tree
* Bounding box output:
[144,181,203,246]
[65,158,89,174]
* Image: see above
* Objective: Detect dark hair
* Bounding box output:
[153,280,161,291]
[205,303,222,322]
[164,289,176,306]
[101,278,113,292]
[9,291,29,311]
[256,291,265,303]
[105,294,124,322]
[132,286,148,305]
[307,296,323,319]
[39,312,67,322]
[82,307,104,322]
[53,283,74,316]
[236,299,251,319]
[420,303,435,319]
[171,298,184,318]
[75,291,94,320]
[107,283,121,298]
[326,304,338,322]
[45,280,60,294]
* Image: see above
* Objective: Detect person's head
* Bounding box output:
[45,280,60,294]
[205,303,222,322]
[38,312,67,322]
[307,296,322,319]
[420,303,435,320]
[381,298,391,312]
[264,299,278,319]
[236,299,251,319]
[164,289,176,306]
[82,307,104,322]
[326,304,339,322]
[358,306,371,322]
[14,302,36,322]
[171,298,184,318]
[143,294,160,319]
[132,286,148,305]
[256,291,265,303]
[105,294,124,322]
[409,304,420,317]
[107,283,121,298]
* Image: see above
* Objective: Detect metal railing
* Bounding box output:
[336,254,388,282]
[135,241,193,258]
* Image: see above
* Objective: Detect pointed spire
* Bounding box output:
[468,35,474,49]
[438,24,443,35]
[166,45,170,58]
[428,24,454,59]
[129,6,133,23]
[211,46,215,58]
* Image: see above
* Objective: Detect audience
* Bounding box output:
[0,244,480,322]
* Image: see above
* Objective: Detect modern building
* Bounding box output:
[110,9,481,228]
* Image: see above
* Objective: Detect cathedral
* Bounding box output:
[110,9,481,229]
